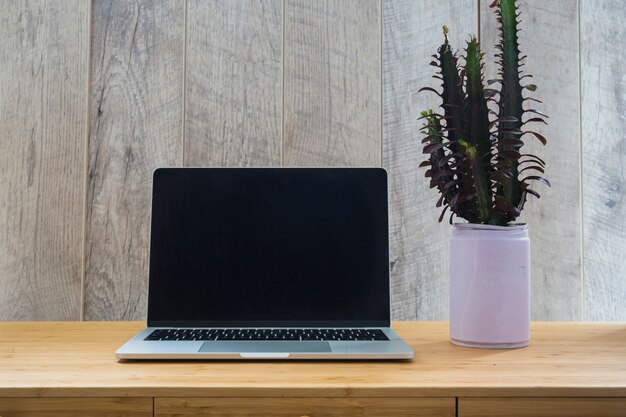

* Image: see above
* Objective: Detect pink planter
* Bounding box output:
[449,223,530,348]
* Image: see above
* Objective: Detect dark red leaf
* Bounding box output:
[524,131,548,145]
[436,193,445,208]
[495,159,513,169]
[448,193,460,209]
[521,183,542,198]
[437,153,456,167]
[438,205,450,223]
[422,135,442,144]
[519,165,545,174]
[523,187,541,198]
[431,171,448,181]
[499,150,521,160]
[423,142,446,153]
[443,180,460,190]
[498,138,525,147]
[523,175,551,187]
[499,128,524,136]
[524,109,549,118]
[418,87,442,96]
[519,158,545,167]
[520,153,546,165]
[491,171,512,184]
[522,117,548,125]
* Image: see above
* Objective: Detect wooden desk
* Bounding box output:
[0,322,625,416]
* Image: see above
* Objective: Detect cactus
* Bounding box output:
[419,0,549,226]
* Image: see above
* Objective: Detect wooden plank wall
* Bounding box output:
[581,0,626,320]
[283,0,381,166]
[0,0,89,320]
[84,0,184,320]
[0,0,624,321]
[185,0,282,167]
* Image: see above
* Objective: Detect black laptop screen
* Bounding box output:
[147,168,390,327]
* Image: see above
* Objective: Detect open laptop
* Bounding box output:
[116,167,413,359]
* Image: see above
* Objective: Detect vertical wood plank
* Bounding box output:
[481,0,582,320]
[383,0,477,319]
[581,0,626,320]
[0,0,88,320]
[283,0,381,166]
[85,0,184,320]
[185,0,282,166]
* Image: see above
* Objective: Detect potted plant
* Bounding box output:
[418,0,549,348]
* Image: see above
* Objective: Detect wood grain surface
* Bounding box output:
[155,397,455,417]
[184,0,282,166]
[459,397,626,417]
[0,0,88,320]
[581,0,626,320]
[383,0,477,319]
[1,321,625,398]
[84,0,184,320]
[480,0,582,320]
[0,398,152,417]
[283,0,381,166]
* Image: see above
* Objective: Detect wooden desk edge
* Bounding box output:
[1,386,625,398]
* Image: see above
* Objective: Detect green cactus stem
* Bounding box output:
[496,0,525,209]
[437,28,478,222]
[463,37,493,223]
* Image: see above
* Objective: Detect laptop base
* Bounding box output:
[116,327,414,360]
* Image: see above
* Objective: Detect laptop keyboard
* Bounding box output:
[145,328,389,341]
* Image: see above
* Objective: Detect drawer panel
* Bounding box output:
[459,397,626,417]
[0,397,152,417]
[156,397,455,416]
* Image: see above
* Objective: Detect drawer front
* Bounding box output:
[0,397,152,417]
[459,397,626,417]
[156,397,455,417]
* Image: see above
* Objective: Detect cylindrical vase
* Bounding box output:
[450,223,530,348]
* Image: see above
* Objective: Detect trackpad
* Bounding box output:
[199,341,331,353]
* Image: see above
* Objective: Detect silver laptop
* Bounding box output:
[116,167,413,360]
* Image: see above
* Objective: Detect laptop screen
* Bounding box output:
[147,168,390,327]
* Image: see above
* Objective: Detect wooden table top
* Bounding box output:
[1,321,625,398]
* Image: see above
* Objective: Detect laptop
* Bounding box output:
[116,167,413,360]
